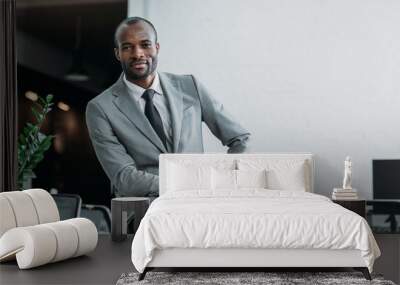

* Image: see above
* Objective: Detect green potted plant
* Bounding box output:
[18,94,54,190]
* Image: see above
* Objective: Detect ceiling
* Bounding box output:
[17,0,127,91]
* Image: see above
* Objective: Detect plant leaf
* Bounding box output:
[18,94,54,188]
[46,94,54,103]
[38,96,46,106]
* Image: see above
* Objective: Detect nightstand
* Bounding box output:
[332,199,366,218]
[111,197,150,241]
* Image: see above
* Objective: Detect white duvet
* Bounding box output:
[131,190,380,273]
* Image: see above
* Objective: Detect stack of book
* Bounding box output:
[332,188,358,200]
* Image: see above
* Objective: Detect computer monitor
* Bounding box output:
[373,159,400,200]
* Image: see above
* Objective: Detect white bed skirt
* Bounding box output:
[148,248,366,268]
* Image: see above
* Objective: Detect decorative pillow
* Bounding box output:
[237,159,308,191]
[165,158,236,193]
[236,169,268,189]
[211,168,236,190]
[167,162,211,191]
[211,168,268,190]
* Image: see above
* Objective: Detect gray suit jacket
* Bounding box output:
[86,72,250,197]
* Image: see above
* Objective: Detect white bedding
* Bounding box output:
[131,190,380,273]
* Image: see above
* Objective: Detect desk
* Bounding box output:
[0,235,133,285]
[366,201,400,284]
[367,200,400,233]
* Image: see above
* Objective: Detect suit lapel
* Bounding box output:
[112,74,167,153]
[159,72,183,153]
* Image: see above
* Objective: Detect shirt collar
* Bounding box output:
[123,72,163,101]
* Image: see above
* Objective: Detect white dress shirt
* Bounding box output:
[123,73,173,151]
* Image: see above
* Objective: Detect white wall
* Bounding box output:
[129,0,400,198]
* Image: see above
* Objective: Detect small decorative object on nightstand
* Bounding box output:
[342,156,353,190]
[111,197,150,242]
[333,199,366,218]
[332,156,359,200]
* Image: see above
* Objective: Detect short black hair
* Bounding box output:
[114,17,158,47]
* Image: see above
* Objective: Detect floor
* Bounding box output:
[0,234,133,285]
[1,234,398,285]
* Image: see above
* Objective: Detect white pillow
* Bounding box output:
[167,162,211,191]
[211,169,268,190]
[236,169,268,189]
[237,159,307,191]
[211,168,236,190]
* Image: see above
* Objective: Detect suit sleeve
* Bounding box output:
[85,101,159,197]
[191,75,251,153]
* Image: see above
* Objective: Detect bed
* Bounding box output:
[131,153,380,280]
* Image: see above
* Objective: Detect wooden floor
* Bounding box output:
[0,234,134,285]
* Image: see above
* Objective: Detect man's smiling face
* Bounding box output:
[115,21,159,87]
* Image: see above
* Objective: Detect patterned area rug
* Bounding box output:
[116,272,396,285]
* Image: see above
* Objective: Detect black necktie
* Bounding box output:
[142,89,167,148]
